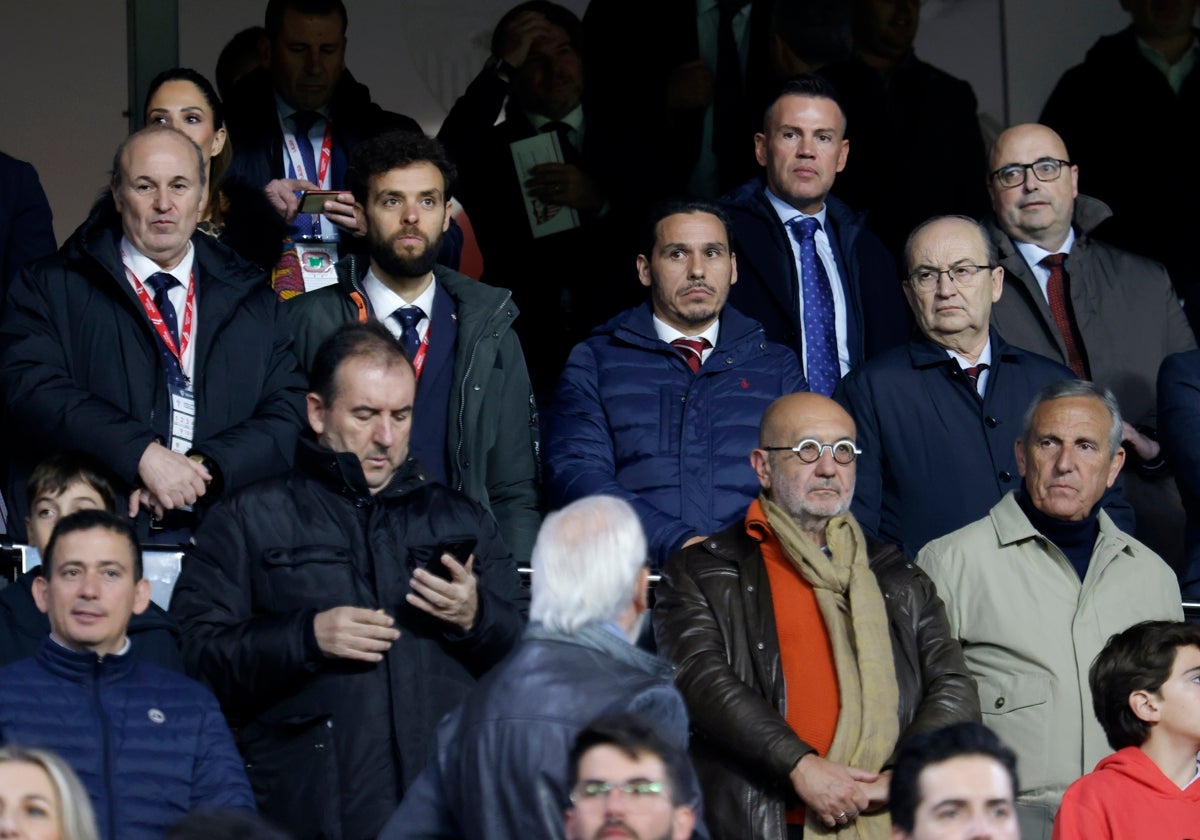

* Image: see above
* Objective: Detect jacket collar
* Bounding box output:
[989,489,1132,568]
[906,331,1022,369]
[295,436,432,502]
[608,301,768,355]
[523,621,674,680]
[985,194,1113,254]
[35,635,136,683]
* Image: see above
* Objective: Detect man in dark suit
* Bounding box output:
[438,1,633,396]
[0,152,56,304]
[722,74,909,397]
[835,214,1130,557]
[222,0,423,294]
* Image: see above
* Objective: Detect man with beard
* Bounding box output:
[654,392,978,840]
[544,199,804,568]
[289,130,541,564]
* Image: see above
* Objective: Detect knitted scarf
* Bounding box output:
[761,495,899,840]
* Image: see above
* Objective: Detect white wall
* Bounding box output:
[0,0,1155,243]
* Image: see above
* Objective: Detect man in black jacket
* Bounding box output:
[170,321,526,840]
[654,392,978,840]
[0,125,308,543]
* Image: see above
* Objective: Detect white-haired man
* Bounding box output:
[380,495,703,839]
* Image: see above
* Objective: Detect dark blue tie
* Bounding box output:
[790,216,839,396]
[146,271,185,385]
[290,110,323,239]
[394,306,425,360]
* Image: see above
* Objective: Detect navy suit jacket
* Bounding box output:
[836,332,1135,557]
[721,179,910,375]
[1159,350,1200,593]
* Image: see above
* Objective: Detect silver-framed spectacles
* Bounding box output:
[906,264,994,291]
[761,438,862,464]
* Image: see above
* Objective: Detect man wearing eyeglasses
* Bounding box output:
[565,714,698,840]
[655,391,978,840]
[834,215,1132,558]
[983,122,1196,574]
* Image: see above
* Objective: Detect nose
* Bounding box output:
[1053,443,1076,474]
[934,271,958,296]
[304,48,323,75]
[687,253,705,278]
[373,416,396,449]
[0,813,18,837]
[402,201,420,224]
[1022,166,1040,191]
[78,570,101,599]
[813,447,839,476]
[152,187,172,212]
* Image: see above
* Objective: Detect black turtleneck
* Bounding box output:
[1016,488,1100,581]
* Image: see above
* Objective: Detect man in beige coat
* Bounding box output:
[917,379,1182,840]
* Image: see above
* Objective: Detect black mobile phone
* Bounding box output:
[297,189,340,214]
[421,536,477,580]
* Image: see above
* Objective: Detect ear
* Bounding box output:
[210,126,228,159]
[754,132,768,167]
[32,574,49,614]
[440,204,451,233]
[892,828,912,840]
[110,183,123,212]
[729,251,738,287]
[990,265,1005,303]
[671,805,697,840]
[1105,444,1126,487]
[1014,438,1028,478]
[1129,689,1161,724]
[901,280,917,316]
[1069,163,1079,200]
[307,392,327,436]
[132,577,152,617]
[750,448,772,490]
[636,254,652,289]
[835,138,849,173]
[633,567,650,615]
[564,808,577,840]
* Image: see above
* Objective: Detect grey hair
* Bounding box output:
[1021,379,1124,455]
[0,745,100,840]
[530,495,648,633]
[110,124,207,191]
[903,214,998,273]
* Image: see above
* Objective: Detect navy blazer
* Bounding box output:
[1159,350,1200,594]
[721,179,910,376]
[836,333,1135,557]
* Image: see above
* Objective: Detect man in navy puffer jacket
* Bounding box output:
[546,199,806,568]
[0,510,253,840]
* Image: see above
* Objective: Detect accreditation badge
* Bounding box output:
[297,242,339,292]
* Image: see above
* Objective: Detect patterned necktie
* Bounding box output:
[146,271,184,385]
[963,362,989,395]
[290,110,323,239]
[790,216,839,395]
[394,305,426,360]
[1040,253,1087,378]
[671,337,711,374]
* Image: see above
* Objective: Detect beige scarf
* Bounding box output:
[761,495,899,840]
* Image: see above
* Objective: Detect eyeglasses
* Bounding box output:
[905,264,994,292]
[571,780,668,811]
[761,438,862,464]
[988,158,1073,189]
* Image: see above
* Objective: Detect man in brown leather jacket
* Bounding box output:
[654,392,979,840]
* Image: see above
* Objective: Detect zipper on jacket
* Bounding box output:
[453,292,512,491]
[93,656,118,840]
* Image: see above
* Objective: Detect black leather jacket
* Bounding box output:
[653,521,979,840]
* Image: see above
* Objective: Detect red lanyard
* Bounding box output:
[412,325,430,380]
[283,118,333,187]
[125,263,196,374]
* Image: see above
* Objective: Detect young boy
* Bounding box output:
[0,452,181,668]
[1053,620,1200,839]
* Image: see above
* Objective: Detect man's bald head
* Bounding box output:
[987,123,1079,251]
[759,392,855,447]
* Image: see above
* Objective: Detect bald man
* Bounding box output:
[982,122,1195,573]
[654,392,978,840]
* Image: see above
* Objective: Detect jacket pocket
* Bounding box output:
[977,673,1050,790]
[261,545,357,612]
[241,714,342,839]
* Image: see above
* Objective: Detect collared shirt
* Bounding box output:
[49,634,132,658]
[690,0,752,197]
[527,105,586,152]
[945,337,993,397]
[275,93,335,242]
[652,313,720,364]
[1137,35,1200,94]
[364,269,437,344]
[763,187,851,377]
[1015,227,1077,302]
[120,236,198,380]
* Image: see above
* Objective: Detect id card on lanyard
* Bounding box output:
[125,262,198,454]
[282,116,340,290]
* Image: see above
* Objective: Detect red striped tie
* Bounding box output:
[671,337,711,374]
